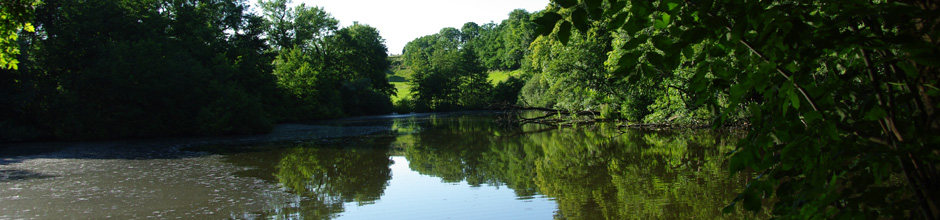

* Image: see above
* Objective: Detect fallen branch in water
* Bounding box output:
[498,104,743,129]
[497,105,608,126]
[509,105,602,116]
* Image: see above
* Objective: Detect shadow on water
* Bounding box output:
[0,169,56,182]
[0,112,484,163]
[0,115,418,163]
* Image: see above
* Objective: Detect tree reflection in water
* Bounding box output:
[400,115,766,219]
[268,142,393,219]
[250,114,765,219]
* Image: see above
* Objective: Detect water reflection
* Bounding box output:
[232,139,392,219]
[390,115,760,219]
[232,113,761,219]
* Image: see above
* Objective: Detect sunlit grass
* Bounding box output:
[487,69,524,86]
[391,82,411,102]
[389,66,523,102]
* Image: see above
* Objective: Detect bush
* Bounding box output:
[491,75,526,106]
[393,97,415,114]
[519,73,556,107]
[196,81,274,135]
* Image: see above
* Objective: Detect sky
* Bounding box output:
[287,0,550,55]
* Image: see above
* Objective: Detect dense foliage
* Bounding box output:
[0,0,394,140]
[401,10,538,111]
[0,0,40,69]
[402,29,490,111]
[534,0,940,219]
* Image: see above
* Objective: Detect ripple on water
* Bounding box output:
[0,144,301,219]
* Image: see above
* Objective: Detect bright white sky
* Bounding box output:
[286,0,550,55]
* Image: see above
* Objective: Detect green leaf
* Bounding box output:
[730,21,746,42]
[682,45,695,58]
[730,83,749,99]
[911,51,940,67]
[654,14,671,29]
[645,52,664,67]
[624,18,645,33]
[585,0,602,11]
[662,0,681,11]
[558,21,572,46]
[788,86,800,110]
[864,106,887,121]
[729,149,751,173]
[622,35,647,49]
[654,20,666,29]
[781,138,801,156]
[631,4,650,18]
[803,111,822,123]
[665,53,681,70]
[680,27,707,44]
[824,123,840,140]
[652,35,673,51]
[641,63,658,78]
[614,63,637,77]
[743,191,763,212]
[667,2,680,11]
[606,1,628,16]
[897,61,918,78]
[617,52,639,68]
[571,8,590,33]
[691,65,709,92]
[554,0,578,8]
[534,12,563,36]
[722,203,737,214]
[607,12,630,30]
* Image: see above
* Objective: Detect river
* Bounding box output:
[0,112,759,219]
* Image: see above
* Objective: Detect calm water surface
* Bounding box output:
[0,112,756,219]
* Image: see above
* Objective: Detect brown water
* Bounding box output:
[0,112,760,219]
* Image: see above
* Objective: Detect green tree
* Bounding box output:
[475,22,504,70]
[403,26,496,111]
[257,0,337,51]
[325,23,394,115]
[326,23,393,96]
[497,9,537,70]
[261,1,393,118]
[537,0,940,218]
[19,0,278,139]
[520,19,613,111]
[0,0,40,69]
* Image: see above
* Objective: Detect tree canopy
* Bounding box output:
[0,0,40,69]
[400,10,540,111]
[0,0,394,140]
[532,0,940,219]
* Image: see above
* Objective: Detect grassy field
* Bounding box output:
[486,69,525,86]
[386,56,525,104]
[391,82,411,102]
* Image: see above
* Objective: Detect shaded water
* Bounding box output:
[1,112,758,219]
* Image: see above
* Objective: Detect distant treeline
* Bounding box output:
[0,0,393,140]
[402,8,719,123]
[401,9,536,111]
